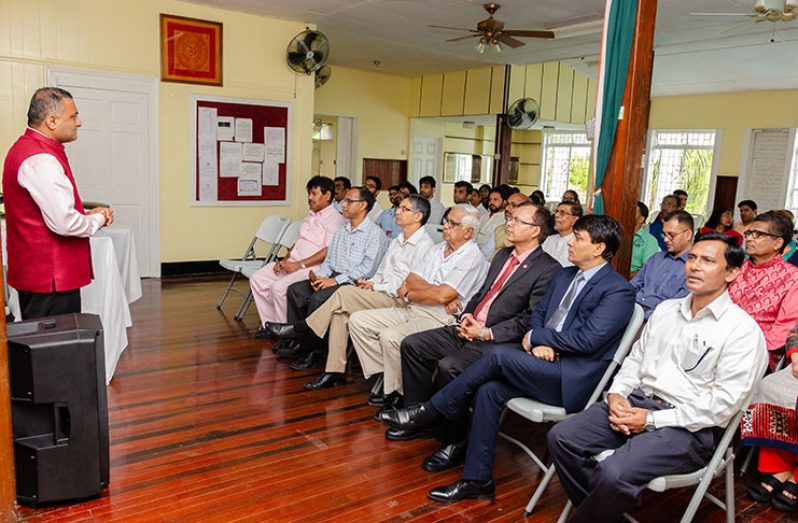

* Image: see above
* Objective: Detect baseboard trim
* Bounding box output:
[161,260,228,278]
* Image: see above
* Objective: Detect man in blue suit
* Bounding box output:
[381,214,635,503]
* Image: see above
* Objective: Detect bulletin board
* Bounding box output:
[190,95,291,206]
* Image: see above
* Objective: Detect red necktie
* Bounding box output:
[473,255,521,320]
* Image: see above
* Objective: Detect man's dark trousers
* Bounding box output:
[547,391,715,523]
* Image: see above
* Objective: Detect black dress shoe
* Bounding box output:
[305,372,346,390]
[422,441,467,472]
[290,350,324,370]
[368,391,384,408]
[255,325,276,340]
[379,403,441,431]
[276,340,305,358]
[385,427,434,441]
[265,321,308,340]
[374,392,404,420]
[427,479,495,503]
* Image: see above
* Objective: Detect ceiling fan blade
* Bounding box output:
[504,29,556,39]
[447,34,482,43]
[497,34,525,48]
[428,25,480,32]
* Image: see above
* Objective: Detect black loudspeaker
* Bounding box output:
[7,313,109,507]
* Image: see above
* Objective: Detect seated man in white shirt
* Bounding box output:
[364,175,384,222]
[542,200,582,267]
[548,232,767,523]
[419,175,445,225]
[348,204,489,406]
[268,194,436,391]
[477,185,512,258]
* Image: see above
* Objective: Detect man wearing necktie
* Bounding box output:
[381,214,635,503]
[393,203,560,470]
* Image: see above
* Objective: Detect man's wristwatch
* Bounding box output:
[644,412,655,432]
[300,260,307,269]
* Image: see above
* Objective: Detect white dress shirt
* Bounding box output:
[367,200,384,222]
[17,152,105,237]
[476,211,505,250]
[542,232,574,267]
[410,240,488,316]
[428,198,445,225]
[369,226,436,296]
[608,292,767,431]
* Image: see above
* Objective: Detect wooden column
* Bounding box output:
[0,244,16,520]
[602,0,658,278]
[493,114,512,186]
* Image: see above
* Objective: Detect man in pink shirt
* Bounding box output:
[729,211,798,368]
[251,176,344,337]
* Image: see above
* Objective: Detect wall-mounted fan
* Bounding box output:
[506,98,540,130]
[430,3,554,53]
[691,0,797,23]
[315,66,331,88]
[287,30,329,74]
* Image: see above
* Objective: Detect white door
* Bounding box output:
[47,68,159,277]
[411,136,443,187]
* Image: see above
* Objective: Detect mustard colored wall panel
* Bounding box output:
[586,78,598,120]
[508,64,526,107]
[420,74,444,117]
[489,65,506,114]
[464,67,491,115]
[571,73,588,124]
[524,63,543,105]
[540,62,560,121]
[441,70,466,116]
[408,77,422,117]
[555,66,574,123]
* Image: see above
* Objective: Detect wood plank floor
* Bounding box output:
[14,278,798,522]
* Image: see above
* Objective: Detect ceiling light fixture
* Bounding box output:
[475,37,489,54]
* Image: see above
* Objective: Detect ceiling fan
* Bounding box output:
[429,3,555,54]
[691,0,797,23]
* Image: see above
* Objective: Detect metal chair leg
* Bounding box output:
[217,272,239,309]
[725,448,735,523]
[234,290,254,321]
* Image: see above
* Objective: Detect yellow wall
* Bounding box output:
[314,65,412,182]
[649,89,798,178]
[0,0,315,263]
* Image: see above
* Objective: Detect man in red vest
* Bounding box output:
[3,87,113,320]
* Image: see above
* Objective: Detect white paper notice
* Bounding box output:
[242,143,265,162]
[220,159,241,178]
[220,141,242,161]
[198,156,218,201]
[262,160,279,186]
[217,116,235,141]
[238,163,261,196]
[264,127,285,163]
[198,107,217,134]
[198,134,217,158]
[235,118,253,143]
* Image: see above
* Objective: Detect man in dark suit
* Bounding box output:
[392,203,561,472]
[381,214,635,503]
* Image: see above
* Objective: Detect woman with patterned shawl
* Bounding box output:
[744,324,798,512]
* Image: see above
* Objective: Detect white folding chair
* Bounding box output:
[216,214,291,313]
[425,223,444,243]
[233,220,302,321]
[558,390,757,523]
[497,304,645,517]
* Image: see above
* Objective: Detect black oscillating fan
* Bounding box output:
[287,30,330,75]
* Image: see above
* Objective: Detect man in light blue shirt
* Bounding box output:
[631,211,694,318]
[376,184,404,239]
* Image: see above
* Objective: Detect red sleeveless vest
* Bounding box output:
[2,128,93,293]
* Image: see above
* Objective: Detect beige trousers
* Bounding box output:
[348,306,456,395]
[305,285,403,373]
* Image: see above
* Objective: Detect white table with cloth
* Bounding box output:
[3,224,142,383]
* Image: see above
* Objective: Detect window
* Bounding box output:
[541,131,591,203]
[787,134,798,218]
[643,130,717,218]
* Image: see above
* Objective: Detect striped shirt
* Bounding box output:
[317,217,389,284]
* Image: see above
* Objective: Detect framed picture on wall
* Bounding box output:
[160,14,223,86]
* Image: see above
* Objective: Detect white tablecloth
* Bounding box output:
[3,225,141,384]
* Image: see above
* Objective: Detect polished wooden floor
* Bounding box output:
[15,278,797,522]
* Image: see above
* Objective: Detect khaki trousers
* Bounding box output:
[349,306,456,395]
[305,285,403,373]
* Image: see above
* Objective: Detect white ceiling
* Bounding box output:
[187,0,798,95]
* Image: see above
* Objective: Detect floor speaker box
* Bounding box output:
[7,313,109,507]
